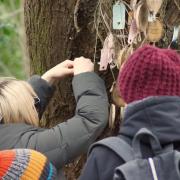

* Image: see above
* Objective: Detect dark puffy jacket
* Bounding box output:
[80,96,180,180]
[0,72,109,179]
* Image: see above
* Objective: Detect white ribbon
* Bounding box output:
[148,158,159,180]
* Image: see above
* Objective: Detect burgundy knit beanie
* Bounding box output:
[118,45,180,104]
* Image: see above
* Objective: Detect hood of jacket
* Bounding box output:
[120,96,180,144]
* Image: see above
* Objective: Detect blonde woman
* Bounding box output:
[0,57,109,179]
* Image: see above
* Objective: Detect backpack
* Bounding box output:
[89,128,180,180]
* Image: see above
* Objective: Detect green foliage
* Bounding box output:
[0,0,26,79]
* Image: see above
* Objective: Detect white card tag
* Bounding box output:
[113,2,126,30]
[172,26,180,42]
[99,48,109,71]
[148,12,156,22]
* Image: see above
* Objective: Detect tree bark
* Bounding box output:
[24,0,105,122]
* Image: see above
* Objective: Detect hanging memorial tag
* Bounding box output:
[100,49,109,71]
[99,34,115,71]
[117,46,133,69]
[169,26,180,49]
[134,3,149,33]
[128,19,138,44]
[109,104,116,129]
[147,19,164,42]
[146,0,163,15]
[172,26,180,42]
[111,83,126,107]
[147,0,163,22]
[148,12,156,22]
[113,2,126,30]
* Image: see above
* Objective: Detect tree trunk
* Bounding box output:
[24,0,179,179]
[24,0,103,122]
[24,0,115,179]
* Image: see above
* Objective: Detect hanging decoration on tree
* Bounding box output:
[113,2,126,30]
[109,103,116,130]
[169,26,180,49]
[99,33,115,71]
[117,45,133,69]
[146,0,163,22]
[128,19,138,44]
[147,19,164,42]
[111,82,125,107]
[134,1,149,35]
[93,0,180,130]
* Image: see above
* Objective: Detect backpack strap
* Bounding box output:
[89,137,134,162]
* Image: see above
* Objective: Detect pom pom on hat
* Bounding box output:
[118,45,180,103]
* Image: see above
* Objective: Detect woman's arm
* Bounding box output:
[35,71,108,168]
[27,58,109,168]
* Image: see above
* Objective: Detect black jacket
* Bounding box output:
[0,72,109,179]
[80,96,180,180]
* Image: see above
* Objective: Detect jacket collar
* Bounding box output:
[120,96,180,144]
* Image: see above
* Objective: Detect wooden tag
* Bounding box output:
[111,83,126,107]
[134,2,149,33]
[117,47,128,69]
[147,0,163,22]
[113,2,126,30]
[147,19,164,42]
[146,0,163,14]
[109,104,116,129]
[117,46,133,69]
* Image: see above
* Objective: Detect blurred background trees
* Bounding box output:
[0,0,25,79]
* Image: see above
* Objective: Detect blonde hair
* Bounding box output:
[0,78,39,126]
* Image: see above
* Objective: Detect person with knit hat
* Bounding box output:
[0,149,57,180]
[80,45,180,180]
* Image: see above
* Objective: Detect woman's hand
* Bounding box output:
[41,60,74,84]
[74,57,94,75]
[41,57,94,84]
